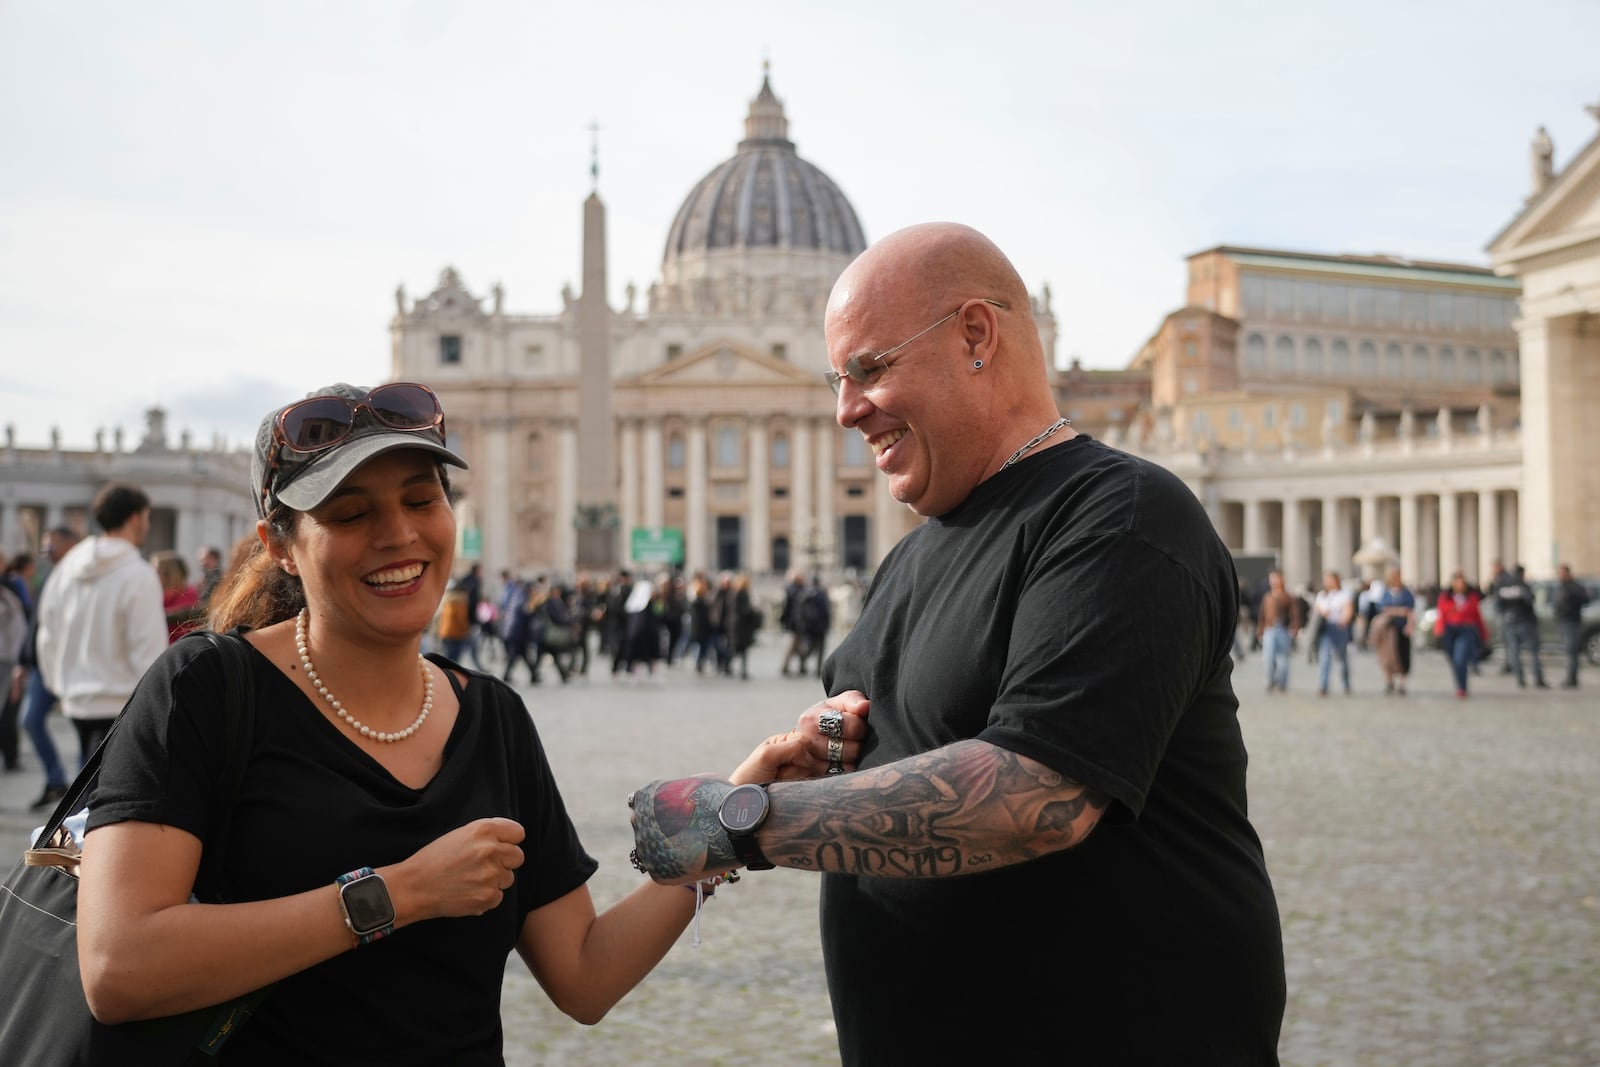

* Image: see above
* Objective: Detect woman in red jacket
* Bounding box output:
[1435,570,1490,698]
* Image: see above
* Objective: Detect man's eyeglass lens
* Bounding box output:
[277,384,442,454]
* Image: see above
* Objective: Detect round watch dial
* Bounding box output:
[718,783,768,834]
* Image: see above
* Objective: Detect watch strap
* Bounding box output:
[335,866,395,946]
[729,831,775,871]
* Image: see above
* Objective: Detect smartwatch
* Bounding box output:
[335,867,395,946]
[716,783,775,871]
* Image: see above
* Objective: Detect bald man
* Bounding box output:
[630,224,1284,1065]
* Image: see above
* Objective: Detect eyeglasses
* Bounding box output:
[824,298,1008,395]
[261,382,445,508]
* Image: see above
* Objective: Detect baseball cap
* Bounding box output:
[252,382,468,518]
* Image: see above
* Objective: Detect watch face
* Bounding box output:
[718,784,768,834]
[341,876,394,934]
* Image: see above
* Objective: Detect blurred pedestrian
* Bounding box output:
[1313,571,1354,696]
[154,550,203,643]
[1553,563,1590,688]
[1373,567,1415,696]
[1255,570,1300,692]
[1498,564,1549,689]
[1434,570,1489,699]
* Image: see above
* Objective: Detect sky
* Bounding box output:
[2,0,1598,451]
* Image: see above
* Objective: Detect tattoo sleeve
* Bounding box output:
[760,739,1110,877]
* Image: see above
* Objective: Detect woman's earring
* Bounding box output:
[973,360,984,369]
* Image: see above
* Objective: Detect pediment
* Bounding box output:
[632,341,819,387]
[1489,131,1600,263]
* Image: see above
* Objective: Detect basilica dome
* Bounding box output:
[661,74,866,284]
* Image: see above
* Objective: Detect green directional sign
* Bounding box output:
[460,526,482,559]
[630,526,684,565]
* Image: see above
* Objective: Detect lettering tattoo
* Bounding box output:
[765,740,1110,878]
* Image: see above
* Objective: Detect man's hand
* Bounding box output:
[731,691,869,784]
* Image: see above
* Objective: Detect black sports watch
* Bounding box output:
[335,867,395,946]
[716,783,775,871]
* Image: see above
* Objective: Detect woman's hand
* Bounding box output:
[730,691,869,784]
[390,817,526,924]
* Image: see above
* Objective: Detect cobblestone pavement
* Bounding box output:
[2,639,1595,1065]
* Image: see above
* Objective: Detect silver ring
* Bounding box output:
[818,710,844,738]
[629,848,648,874]
[826,761,844,775]
[826,737,844,761]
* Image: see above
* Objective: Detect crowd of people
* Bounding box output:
[1237,557,1590,698]
[429,565,835,686]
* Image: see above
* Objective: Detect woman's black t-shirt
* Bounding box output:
[87,633,597,1065]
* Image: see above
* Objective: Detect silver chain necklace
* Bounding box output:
[999,417,1069,472]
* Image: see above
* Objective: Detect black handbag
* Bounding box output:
[0,630,267,1064]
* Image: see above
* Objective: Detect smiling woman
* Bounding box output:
[69,380,870,1064]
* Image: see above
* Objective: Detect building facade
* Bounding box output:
[1489,105,1600,578]
[390,74,1058,580]
[0,408,256,564]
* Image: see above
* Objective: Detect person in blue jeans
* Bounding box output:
[1313,571,1355,696]
[1435,571,1489,698]
[1255,570,1301,692]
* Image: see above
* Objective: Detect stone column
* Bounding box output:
[747,419,770,574]
[642,418,664,530]
[1477,490,1499,586]
[483,417,513,577]
[1322,496,1350,581]
[1243,499,1265,553]
[687,419,708,573]
[619,419,640,558]
[1399,492,1419,584]
[557,421,578,575]
[814,418,836,563]
[791,418,813,556]
[1419,495,1439,588]
[1438,490,1459,581]
[1282,498,1308,589]
[1501,490,1519,568]
[1359,492,1378,555]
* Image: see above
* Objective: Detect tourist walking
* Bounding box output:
[1553,563,1590,688]
[1313,571,1354,695]
[1373,567,1416,695]
[1434,571,1490,698]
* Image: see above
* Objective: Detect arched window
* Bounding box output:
[1463,349,1483,384]
[1274,335,1295,373]
[771,434,790,468]
[1437,346,1456,382]
[716,427,740,467]
[1488,350,1509,385]
[1331,339,1351,376]
[1358,342,1378,377]
[1410,345,1430,381]
[1245,333,1267,369]
[1304,338,1324,375]
[667,435,686,470]
[1384,343,1404,379]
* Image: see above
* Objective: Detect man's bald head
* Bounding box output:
[827,223,1043,377]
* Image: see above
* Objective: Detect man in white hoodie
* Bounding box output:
[35,483,168,768]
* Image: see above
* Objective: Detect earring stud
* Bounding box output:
[973,360,984,369]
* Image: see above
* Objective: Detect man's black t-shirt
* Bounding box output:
[87,634,598,1065]
[821,436,1284,1066]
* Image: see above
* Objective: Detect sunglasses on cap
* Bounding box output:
[260,382,446,511]
[273,382,444,453]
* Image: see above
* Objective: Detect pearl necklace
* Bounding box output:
[999,417,1070,472]
[295,607,433,743]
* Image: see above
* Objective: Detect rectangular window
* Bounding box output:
[770,343,788,360]
[524,344,544,367]
[439,335,462,365]
[1376,289,1401,326]
[1289,404,1305,428]
[1240,275,1267,314]
[666,343,683,360]
[1322,283,1348,322]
